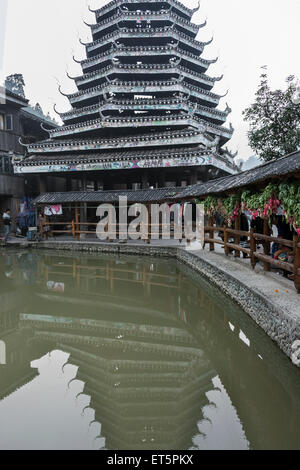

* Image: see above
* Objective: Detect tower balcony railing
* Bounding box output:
[15,145,238,176]
[93,0,198,23]
[76,63,218,90]
[49,114,232,141]
[68,80,221,107]
[49,114,202,138]
[87,26,206,57]
[90,10,201,38]
[81,44,215,75]
[61,99,229,125]
[27,129,203,153]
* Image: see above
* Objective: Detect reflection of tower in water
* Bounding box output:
[20,253,217,450]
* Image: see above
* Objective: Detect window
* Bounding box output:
[5,115,13,131]
[0,154,14,174]
[0,114,13,131]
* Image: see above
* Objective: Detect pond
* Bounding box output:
[0,249,299,450]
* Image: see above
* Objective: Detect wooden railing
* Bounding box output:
[42,260,184,294]
[39,220,192,244]
[39,219,300,293]
[204,225,300,294]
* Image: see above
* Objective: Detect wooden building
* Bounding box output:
[14,0,239,191]
[0,74,58,218]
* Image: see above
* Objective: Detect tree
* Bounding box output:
[243,74,300,162]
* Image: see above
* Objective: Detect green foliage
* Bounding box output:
[203,196,218,214]
[241,183,278,211]
[278,183,300,229]
[223,195,241,218]
[243,74,300,162]
[202,181,300,231]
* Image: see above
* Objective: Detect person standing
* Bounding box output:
[3,209,11,242]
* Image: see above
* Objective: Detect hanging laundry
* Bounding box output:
[44,205,63,216]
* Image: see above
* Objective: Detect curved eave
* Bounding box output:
[61,101,228,125]
[75,64,217,91]
[49,115,205,138]
[93,0,197,23]
[15,147,238,174]
[68,81,222,109]
[90,12,200,40]
[81,46,216,77]
[15,152,238,176]
[26,130,208,154]
[52,112,230,140]
[86,27,204,57]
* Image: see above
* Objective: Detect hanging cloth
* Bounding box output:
[44,205,63,216]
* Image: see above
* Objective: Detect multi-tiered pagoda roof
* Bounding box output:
[15,0,238,180]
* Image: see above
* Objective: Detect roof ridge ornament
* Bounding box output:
[220,89,229,98]
[224,102,232,115]
[204,36,213,46]
[53,103,64,115]
[58,85,70,98]
[214,74,223,82]
[181,91,191,102]
[176,74,184,84]
[192,0,201,14]
[206,135,220,149]
[19,138,30,148]
[197,18,207,28]
[116,21,126,31]
[169,57,181,66]
[103,92,114,103]
[66,70,76,80]
[83,19,94,28]
[40,122,52,135]
[79,37,89,46]
[73,55,82,64]
[88,4,96,13]
[190,102,198,117]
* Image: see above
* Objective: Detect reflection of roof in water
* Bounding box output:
[0,371,38,402]
[19,309,215,450]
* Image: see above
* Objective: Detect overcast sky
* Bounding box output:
[0,0,299,161]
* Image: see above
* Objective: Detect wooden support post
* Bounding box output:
[45,215,49,240]
[39,219,43,237]
[224,225,229,256]
[109,207,113,243]
[110,270,114,293]
[234,217,241,257]
[293,235,300,294]
[72,260,76,279]
[250,227,256,270]
[75,207,80,241]
[147,204,151,245]
[263,219,271,271]
[72,220,76,240]
[209,216,214,252]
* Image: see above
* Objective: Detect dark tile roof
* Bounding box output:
[19,146,217,165]
[34,187,186,205]
[173,150,300,199]
[21,107,58,128]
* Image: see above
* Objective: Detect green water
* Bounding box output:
[0,249,299,450]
